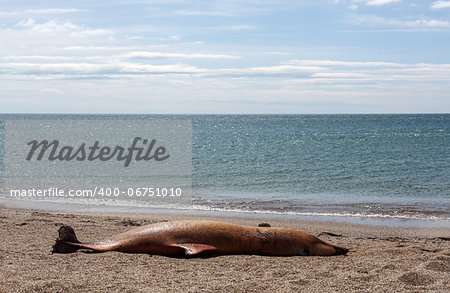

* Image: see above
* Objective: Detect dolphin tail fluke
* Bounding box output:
[52,226,82,253]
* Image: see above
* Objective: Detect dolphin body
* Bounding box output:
[52,220,348,257]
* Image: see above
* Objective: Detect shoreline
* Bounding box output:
[2,197,449,229]
[1,204,449,292]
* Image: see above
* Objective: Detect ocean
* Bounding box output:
[1,114,449,227]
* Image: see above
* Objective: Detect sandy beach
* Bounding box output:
[0,205,449,292]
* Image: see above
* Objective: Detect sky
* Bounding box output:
[0,0,449,114]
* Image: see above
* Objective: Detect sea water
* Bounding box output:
[1,114,449,227]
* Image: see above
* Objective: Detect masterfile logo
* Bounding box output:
[25,137,170,167]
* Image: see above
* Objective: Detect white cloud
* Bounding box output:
[284,60,405,67]
[411,19,450,27]
[1,58,449,113]
[173,10,234,17]
[16,18,78,33]
[263,52,291,56]
[122,51,241,60]
[25,8,85,14]
[15,18,114,37]
[350,15,450,29]
[218,65,325,77]
[41,88,64,95]
[0,8,84,17]
[143,0,305,20]
[168,35,181,41]
[311,72,367,78]
[126,35,145,40]
[62,46,134,51]
[4,55,73,61]
[366,0,401,6]
[198,25,257,31]
[3,57,449,86]
[221,25,256,30]
[1,62,205,76]
[431,1,450,9]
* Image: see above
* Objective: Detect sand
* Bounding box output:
[0,205,449,292]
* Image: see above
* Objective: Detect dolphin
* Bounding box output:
[52,220,348,257]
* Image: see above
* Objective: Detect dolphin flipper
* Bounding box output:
[170,243,217,255]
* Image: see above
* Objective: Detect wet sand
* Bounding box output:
[0,205,449,292]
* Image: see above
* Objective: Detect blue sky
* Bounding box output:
[0,0,449,113]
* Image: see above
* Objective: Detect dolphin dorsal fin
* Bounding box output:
[170,243,217,255]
